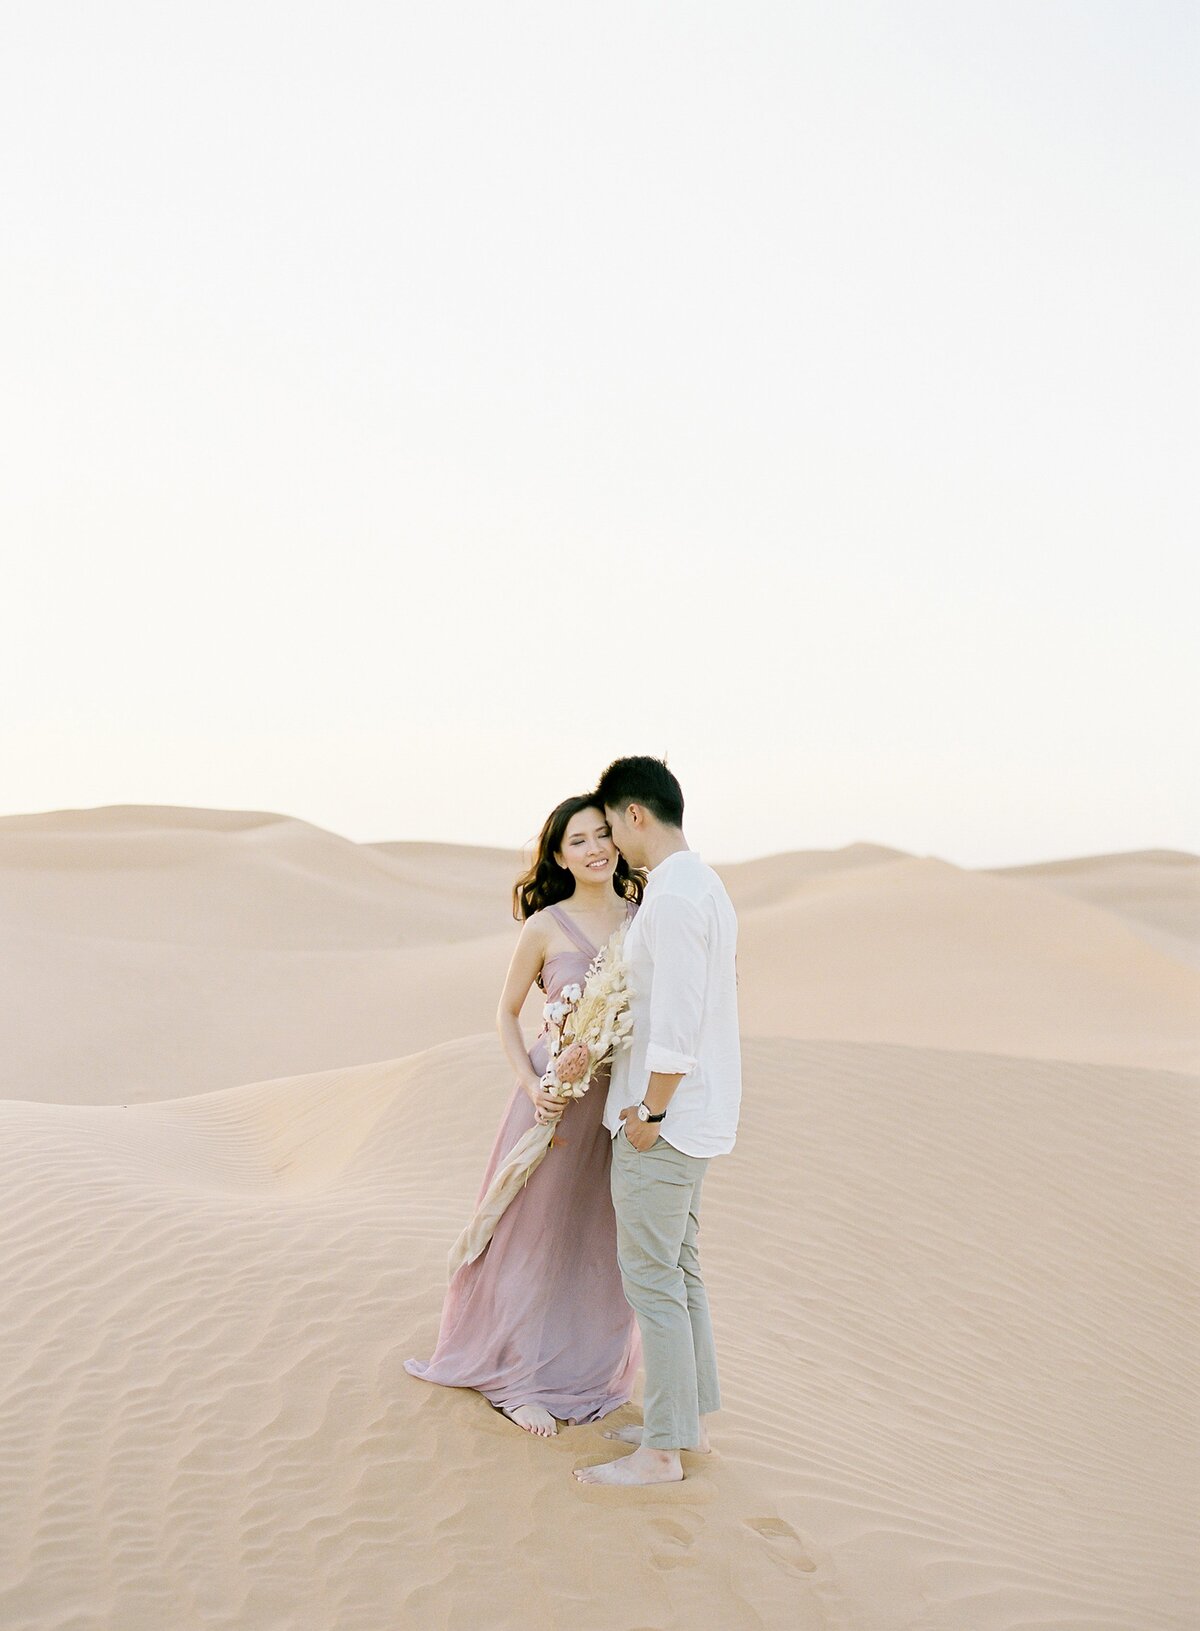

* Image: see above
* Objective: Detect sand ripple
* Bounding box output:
[0,1036,1194,1630]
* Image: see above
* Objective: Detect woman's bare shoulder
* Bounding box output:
[520,907,554,941]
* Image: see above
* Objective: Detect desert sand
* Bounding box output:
[0,807,1196,1630]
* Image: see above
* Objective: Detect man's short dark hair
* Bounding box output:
[594,756,685,828]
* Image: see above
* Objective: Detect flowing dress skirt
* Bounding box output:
[404,1028,641,1423]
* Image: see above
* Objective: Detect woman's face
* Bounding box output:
[555,807,618,887]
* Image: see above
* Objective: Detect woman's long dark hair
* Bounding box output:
[513,794,645,921]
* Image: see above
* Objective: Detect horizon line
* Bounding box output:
[0,800,1194,875]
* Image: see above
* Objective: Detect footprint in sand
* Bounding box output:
[743,1517,817,1573]
[648,1513,705,1570]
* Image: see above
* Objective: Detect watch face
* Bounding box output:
[637,1104,649,1121]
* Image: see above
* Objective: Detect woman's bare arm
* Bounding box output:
[496,915,562,1114]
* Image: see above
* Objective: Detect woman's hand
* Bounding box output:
[524,1077,565,1119]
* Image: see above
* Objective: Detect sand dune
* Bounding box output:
[1,806,1196,1629]
[0,809,531,1103]
[989,850,1200,968]
[735,851,1200,1072]
[0,1036,1193,1629]
[0,807,516,946]
[3,808,1196,1103]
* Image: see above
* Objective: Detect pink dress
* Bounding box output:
[403,900,642,1423]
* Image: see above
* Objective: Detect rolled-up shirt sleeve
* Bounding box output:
[643,893,709,1076]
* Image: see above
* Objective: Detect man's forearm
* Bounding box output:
[643,1071,684,1116]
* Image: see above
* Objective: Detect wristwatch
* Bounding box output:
[636,1101,667,1123]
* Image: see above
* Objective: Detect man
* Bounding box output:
[573,756,741,1487]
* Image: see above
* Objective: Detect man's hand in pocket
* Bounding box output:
[618,1105,661,1151]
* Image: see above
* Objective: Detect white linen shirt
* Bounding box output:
[603,849,742,1159]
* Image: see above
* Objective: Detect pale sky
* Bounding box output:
[2,2,1196,866]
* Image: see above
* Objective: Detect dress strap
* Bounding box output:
[547,904,598,956]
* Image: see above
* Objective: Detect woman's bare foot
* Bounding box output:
[501,1404,558,1437]
[574,1446,683,1485]
[602,1422,711,1452]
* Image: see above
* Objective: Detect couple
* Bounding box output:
[404,756,741,1486]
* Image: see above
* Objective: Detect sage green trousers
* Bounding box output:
[610,1127,722,1450]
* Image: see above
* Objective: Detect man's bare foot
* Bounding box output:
[500,1404,558,1437]
[574,1445,683,1485]
[603,1422,711,1452]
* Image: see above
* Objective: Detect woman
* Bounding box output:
[404,795,645,1437]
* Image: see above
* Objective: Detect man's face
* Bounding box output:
[604,802,645,869]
